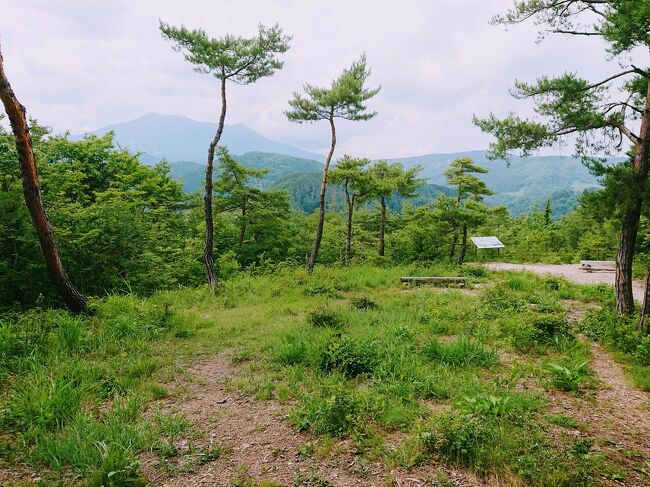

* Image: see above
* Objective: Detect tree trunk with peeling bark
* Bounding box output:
[204,76,227,291]
[0,45,85,312]
[306,115,336,273]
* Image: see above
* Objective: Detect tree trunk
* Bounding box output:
[238,197,247,250]
[456,224,468,266]
[0,45,85,312]
[306,114,336,273]
[640,264,650,334]
[618,78,650,316]
[344,183,354,267]
[449,228,458,259]
[379,197,387,256]
[204,75,227,291]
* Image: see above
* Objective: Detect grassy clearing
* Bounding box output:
[0,265,643,485]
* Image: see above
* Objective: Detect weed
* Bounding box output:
[351,296,379,310]
[307,308,344,329]
[543,360,590,391]
[318,335,378,377]
[423,337,499,368]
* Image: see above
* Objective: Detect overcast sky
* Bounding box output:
[0,0,645,158]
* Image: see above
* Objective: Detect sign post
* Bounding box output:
[470,236,505,261]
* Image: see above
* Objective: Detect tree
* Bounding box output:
[160,22,290,290]
[286,55,380,273]
[367,160,422,257]
[474,0,650,318]
[444,158,493,265]
[213,146,267,252]
[329,155,372,266]
[0,45,86,312]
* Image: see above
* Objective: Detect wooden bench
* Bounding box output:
[400,276,466,287]
[580,260,616,273]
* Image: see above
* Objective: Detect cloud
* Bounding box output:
[1,0,646,157]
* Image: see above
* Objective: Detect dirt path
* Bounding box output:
[485,262,646,302]
[140,355,488,487]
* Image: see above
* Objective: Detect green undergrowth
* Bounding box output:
[0,265,632,485]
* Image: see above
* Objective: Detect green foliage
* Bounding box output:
[159,22,290,84]
[318,335,378,377]
[423,337,499,368]
[351,296,378,310]
[291,376,362,436]
[306,308,344,329]
[285,54,379,123]
[543,360,591,391]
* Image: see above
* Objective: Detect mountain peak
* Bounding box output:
[71,113,325,163]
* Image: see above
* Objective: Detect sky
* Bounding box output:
[0,0,646,158]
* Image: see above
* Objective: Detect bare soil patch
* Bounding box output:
[140,355,487,486]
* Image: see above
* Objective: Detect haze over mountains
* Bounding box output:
[71,113,607,216]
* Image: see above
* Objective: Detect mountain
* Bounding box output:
[70,113,325,162]
[390,150,619,216]
[168,151,323,193]
[270,172,453,214]
[69,115,618,216]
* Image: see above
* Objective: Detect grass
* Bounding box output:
[0,264,634,485]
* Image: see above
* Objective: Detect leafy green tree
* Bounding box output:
[544,198,552,226]
[444,158,493,265]
[160,21,290,290]
[329,155,372,266]
[286,55,380,272]
[214,147,267,251]
[367,160,422,257]
[474,0,650,317]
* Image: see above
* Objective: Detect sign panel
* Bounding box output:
[471,236,505,249]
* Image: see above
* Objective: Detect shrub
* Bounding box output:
[423,337,499,368]
[421,411,497,472]
[291,380,362,436]
[303,282,341,298]
[217,251,240,279]
[635,335,650,366]
[307,308,343,329]
[351,297,378,311]
[318,336,378,377]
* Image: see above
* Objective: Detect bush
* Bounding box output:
[303,282,341,298]
[217,251,241,280]
[351,297,379,311]
[291,379,362,436]
[307,308,343,329]
[318,336,378,377]
[423,337,499,368]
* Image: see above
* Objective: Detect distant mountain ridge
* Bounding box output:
[69,113,325,162]
[69,114,621,216]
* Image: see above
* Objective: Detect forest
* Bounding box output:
[1,0,650,486]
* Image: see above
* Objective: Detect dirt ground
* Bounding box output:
[484,262,646,302]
